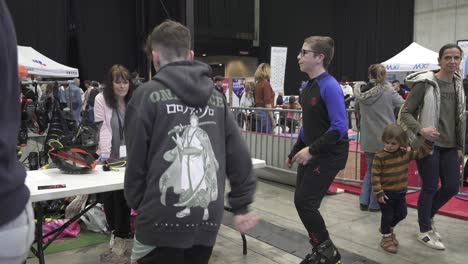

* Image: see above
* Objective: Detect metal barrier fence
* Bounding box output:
[230,106,468,196]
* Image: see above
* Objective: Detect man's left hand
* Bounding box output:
[292,147,313,166]
[233,212,261,233]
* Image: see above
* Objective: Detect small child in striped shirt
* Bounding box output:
[372,124,433,254]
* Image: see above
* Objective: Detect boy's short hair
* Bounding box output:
[381,124,408,147]
[303,36,335,69]
[150,20,191,61]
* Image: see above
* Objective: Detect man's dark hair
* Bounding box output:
[84,80,91,86]
[150,20,191,62]
[391,80,400,84]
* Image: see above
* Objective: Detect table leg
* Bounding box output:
[32,203,45,264]
[224,205,248,255]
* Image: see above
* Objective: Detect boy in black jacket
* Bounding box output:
[287,36,348,264]
[124,20,260,264]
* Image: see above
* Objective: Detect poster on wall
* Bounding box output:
[231,78,245,107]
[270,46,288,94]
[457,40,468,78]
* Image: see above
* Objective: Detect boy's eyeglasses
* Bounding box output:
[299,49,320,57]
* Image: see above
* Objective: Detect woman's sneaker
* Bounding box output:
[431,219,442,241]
[417,232,445,250]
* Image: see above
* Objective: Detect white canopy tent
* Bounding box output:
[17,46,79,78]
[381,42,439,72]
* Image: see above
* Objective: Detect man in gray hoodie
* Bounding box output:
[0,1,35,263]
[124,20,260,264]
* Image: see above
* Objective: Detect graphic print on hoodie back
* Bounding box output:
[124,60,255,248]
[160,113,219,221]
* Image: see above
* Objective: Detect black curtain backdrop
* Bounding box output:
[6,0,185,82]
[260,0,414,95]
[7,0,413,88]
[135,0,186,79]
[71,0,138,82]
[260,1,335,95]
[6,0,69,66]
[194,0,255,56]
[72,0,185,82]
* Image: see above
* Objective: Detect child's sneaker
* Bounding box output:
[380,235,397,253]
[391,233,399,246]
[418,232,445,250]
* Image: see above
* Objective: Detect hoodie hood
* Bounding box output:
[405,70,463,89]
[153,60,214,107]
[353,80,391,105]
[405,70,438,90]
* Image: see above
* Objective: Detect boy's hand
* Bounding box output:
[292,147,313,166]
[378,194,388,204]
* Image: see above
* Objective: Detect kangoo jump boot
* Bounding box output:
[300,240,341,264]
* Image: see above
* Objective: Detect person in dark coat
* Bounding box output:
[0,1,35,263]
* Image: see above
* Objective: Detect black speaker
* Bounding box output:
[28,152,39,170]
[39,151,49,168]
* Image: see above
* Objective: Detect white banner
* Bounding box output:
[270,46,287,93]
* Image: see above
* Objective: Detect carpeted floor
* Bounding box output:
[29,231,110,257]
[331,182,468,220]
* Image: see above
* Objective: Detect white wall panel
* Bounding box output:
[414,0,468,51]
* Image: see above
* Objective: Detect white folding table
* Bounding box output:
[28,159,266,202]
[26,165,124,264]
[26,159,266,264]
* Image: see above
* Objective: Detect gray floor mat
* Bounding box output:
[222,211,378,264]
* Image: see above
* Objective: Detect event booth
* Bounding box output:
[382,42,439,82]
[18,45,79,78]
[18,45,80,175]
[381,42,439,72]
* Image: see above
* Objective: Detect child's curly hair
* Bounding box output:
[381,123,408,147]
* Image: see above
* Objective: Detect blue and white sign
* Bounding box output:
[457,40,468,78]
